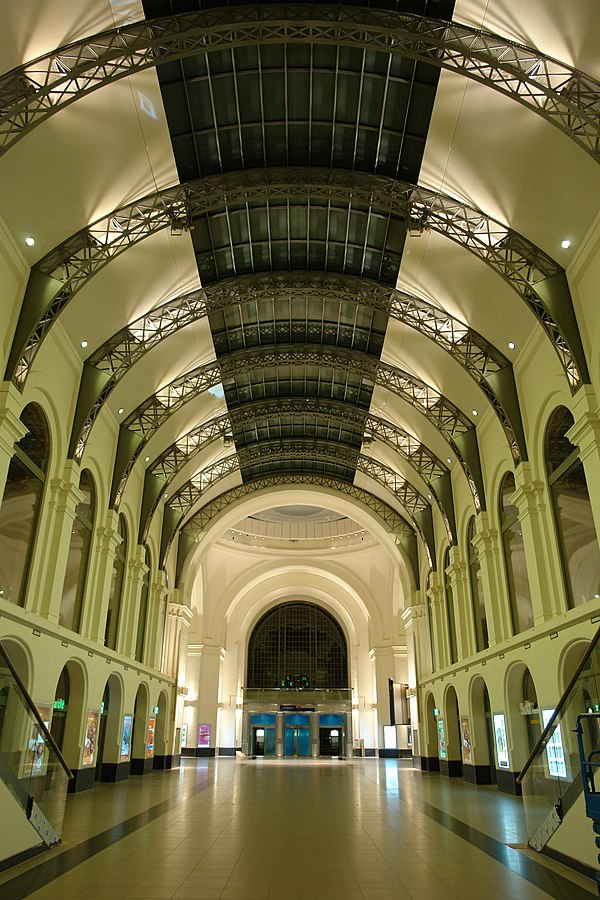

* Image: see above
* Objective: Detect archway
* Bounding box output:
[442,685,462,777]
[130,682,151,775]
[153,689,171,769]
[504,661,538,794]
[50,660,87,792]
[95,673,123,782]
[421,691,439,772]
[468,676,495,785]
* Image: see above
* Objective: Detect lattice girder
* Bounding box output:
[75,272,520,459]
[9,169,583,391]
[113,344,476,509]
[1,5,599,162]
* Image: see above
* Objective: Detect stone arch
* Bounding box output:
[50,658,87,777]
[504,660,539,777]
[153,688,170,766]
[442,684,462,777]
[422,690,439,772]
[468,674,495,785]
[130,680,150,774]
[96,671,124,782]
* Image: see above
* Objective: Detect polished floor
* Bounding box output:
[0,758,596,900]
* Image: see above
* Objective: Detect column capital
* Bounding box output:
[567,385,600,463]
[0,381,27,455]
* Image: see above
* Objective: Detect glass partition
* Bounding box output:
[517,628,600,853]
[0,641,72,861]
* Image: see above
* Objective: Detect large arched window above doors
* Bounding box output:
[545,407,600,608]
[0,403,50,607]
[59,469,95,632]
[499,472,533,634]
[105,514,127,650]
[247,602,348,690]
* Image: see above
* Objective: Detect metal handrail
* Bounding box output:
[517,624,600,784]
[0,639,73,779]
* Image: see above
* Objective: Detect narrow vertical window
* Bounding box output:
[59,470,95,632]
[0,404,49,606]
[468,517,489,651]
[499,472,533,633]
[105,515,127,650]
[546,407,600,607]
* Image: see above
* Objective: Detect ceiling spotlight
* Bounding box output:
[144,456,150,463]
[25,236,35,246]
[561,239,571,249]
[472,409,478,417]
[427,493,432,500]
[118,407,124,415]
[164,493,168,499]
[81,340,88,348]
[447,457,452,465]
[508,341,516,350]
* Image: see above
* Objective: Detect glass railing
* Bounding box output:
[517,626,600,852]
[0,640,72,859]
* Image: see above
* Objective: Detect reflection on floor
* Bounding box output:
[0,758,596,899]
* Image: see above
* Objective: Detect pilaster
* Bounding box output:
[471,512,512,646]
[80,509,122,645]
[426,573,448,669]
[118,544,148,658]
[146,571,168,670]
[446,547,475,660]
[567,384,600,545]
[512,462,565,622]
[0,382,26,499]
[28,460,83,621]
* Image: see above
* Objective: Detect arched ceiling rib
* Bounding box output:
[8,168,584,391]
[1,5,599,160]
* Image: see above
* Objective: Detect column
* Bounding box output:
[446,547,476,660]
[512,462,564,622]
[344,711,353,759]
[567,384,600,542]
[28,460,83,621]
[426,573,448,669]
[471,512,512,646]
[146,571,168,670]
[275,711,285,758]
[118,544,148,658]
[80,509,122,644]
[310,712,319,758]
[0,382,26,499]
[196,643,223,753]
[163,589,193,679]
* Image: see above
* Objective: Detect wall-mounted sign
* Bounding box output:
[493,713,510,768]
[120,714,132,761]
[460,716,472,765]
[542,708,567,778]
[53,698,66,711]
[153,705,160,716]
[198,724,211,748]
[181,723,188,748]
[82,710,99,767]
[146,715,156,758]
[437,718,447,760]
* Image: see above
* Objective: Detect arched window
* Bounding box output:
[467,517,489,652]
[500,472,533,633]
[0,404,50,606]
[546,407,600,607]
[443,548,458,664]
[135,546,151,663]
[425,570,436,672]
[59,469,95,632]
[247,602,348,689]
[104,515,127,650]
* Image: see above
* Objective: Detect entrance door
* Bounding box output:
[319,727,341,756]
[284,726,310,757]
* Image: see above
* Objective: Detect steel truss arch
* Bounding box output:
[8,168,585,392]
[76,272,522,462]
[139,400,449,543]
[166,445,430,523]
[176,474,420,572]
[1,5,599,162]
[112,344,479,509]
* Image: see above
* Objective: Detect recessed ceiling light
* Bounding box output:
[145,456,150,463]
[81,340,88,348]
[508,341,516,350]
[561,239,571,249]
[25,236,35,246]
[427,493,432,500]
[472,409,478,416]
[447,457,452,465]
[118,407,124,415]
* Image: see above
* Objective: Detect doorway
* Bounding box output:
[284,725,310,757]
[319,727,341,756]
[252,726,275,756]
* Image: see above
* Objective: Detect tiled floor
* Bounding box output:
[0,758,596,899]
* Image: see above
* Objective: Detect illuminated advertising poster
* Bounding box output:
[460,716,473,765]
[437,718,447,760]
[198,724,211,748]
[25,703,51,775]
[146,715,156,758]
[120,714,133,761]
[493,713,510,768]
[181,723,188,748]
[542,708,567,778]
[82,710,99,767]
